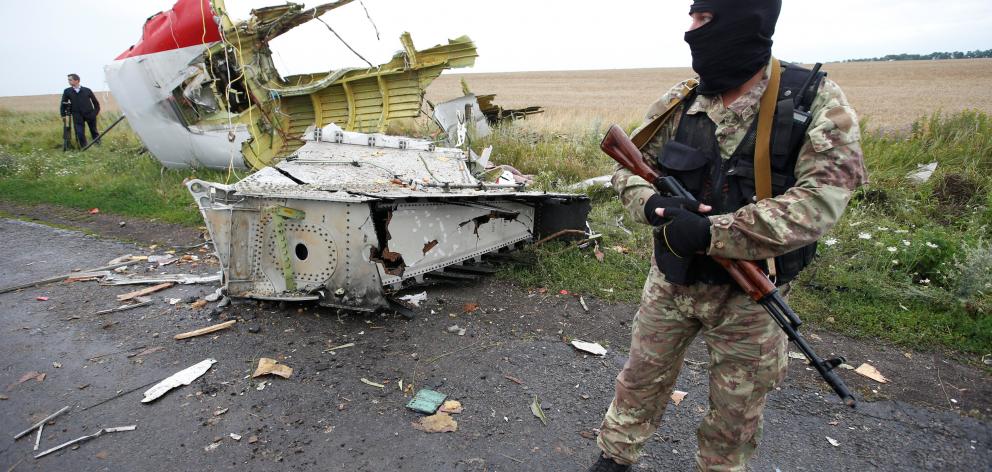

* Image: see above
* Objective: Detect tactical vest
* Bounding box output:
[654,61,825,286]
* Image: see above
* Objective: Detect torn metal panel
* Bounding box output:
[477,94,544,124]
[105,0,478,170]
[189,125,590,312]
[433,94,492,146]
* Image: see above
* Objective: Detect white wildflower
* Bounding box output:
[920,278,931,285]
[891,259,900,265]
[887,247,898,253]
[925,242,939,249]
[902,240,911,246]
[877,226,890,231]
[894,229,909,234]
[824,238,838,247]
[858,232,872,240]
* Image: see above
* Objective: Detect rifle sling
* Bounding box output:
[631,79,698,151]
[756,57,782,276]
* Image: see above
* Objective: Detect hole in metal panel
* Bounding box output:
[295,243,309,261]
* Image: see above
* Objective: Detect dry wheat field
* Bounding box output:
[2,59,988,133]
[428,59,992,132]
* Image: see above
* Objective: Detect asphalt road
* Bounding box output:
[0,218,989,471]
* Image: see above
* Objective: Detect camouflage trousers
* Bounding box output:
[597,265,789,471]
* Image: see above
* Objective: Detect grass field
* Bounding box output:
[1,60,989,358]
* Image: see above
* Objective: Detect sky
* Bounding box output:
[0,0,989,96]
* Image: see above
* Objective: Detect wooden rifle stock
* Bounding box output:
[599,124,856,407]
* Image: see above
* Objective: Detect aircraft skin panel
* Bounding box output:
[105,43,252,169]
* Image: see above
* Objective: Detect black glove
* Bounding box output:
[654,207,712,258]
[643,193,702,226]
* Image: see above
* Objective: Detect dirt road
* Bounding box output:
[0,216,989,471]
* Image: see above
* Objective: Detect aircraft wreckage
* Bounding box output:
[109,0,590,312]
[105,0,480,170]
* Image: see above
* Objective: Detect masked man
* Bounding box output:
[588,1,867,471]
[61,73,101,148]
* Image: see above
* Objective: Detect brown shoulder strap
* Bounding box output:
[755,58,782,277]
[754,58,781,202]
[631,79,698,150]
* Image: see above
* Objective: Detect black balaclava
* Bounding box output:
[684,0,781,96]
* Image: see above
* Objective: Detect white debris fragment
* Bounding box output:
[854,363,889,383]
[34,425,136,459]
[230,433,242,441]
[446,325,466,336]
[399,291,427,307]
[670,390,688,406]
[787,351,807,361]
[567,174,612,191]
[906,162,937,184]
[204,288,223,302]
[826,436,840,447]
[142,359,217,403]
[570,340,607,356]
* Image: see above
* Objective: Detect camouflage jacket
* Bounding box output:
[612,60,868,260]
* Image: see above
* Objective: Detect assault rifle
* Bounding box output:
[601,124,856,407]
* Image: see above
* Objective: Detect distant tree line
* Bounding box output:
[845,49,992,62]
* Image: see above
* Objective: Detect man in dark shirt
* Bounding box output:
[60,73,101,148]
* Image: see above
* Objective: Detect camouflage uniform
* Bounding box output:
[597,61,868,471]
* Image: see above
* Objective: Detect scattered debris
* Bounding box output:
[439,400,464,414]
[88,208,100,215]
[92,298,154,316]
[0,260,133,295]
[190,299,208,309]
[174,320,236,340]
[906,162,938,184]
[530,396,549,426]
[117,282,173,301]
[568,174,612,191]
[854,363,889,383]
[13,405,70,440]
[248,435,258,444]
[204,442,220,452]
[446,325,467,336]
[324,342,355,352]
[142,358,216,403]
[361,378,385,389]
[204,288,223,302]
[103,273,220,286]
[406,389,447,414]
[503,374,524,385]
[411,412,458,433]
[252,358,294,379]
[788,351,807,360]
[35,296,49,301]
[839,363,855,370]
[255,381,268,391]
[579,296,590,312]
[127,346,164,358]
[0,394,8,400]
[579,430,597,439]
[463,303,479,313]
[34,423,43,451]
[570,340,608,356]
[213,408,229,416]
[65,271,112,283]
[982,354,991,366]
[826,436,840,447]
[52,362,62,369]
[594,246,605,263]
[10,371,46,389]
[230,433,242,441]
[34,425,136,459]
[399,292,428,307]
[671,390,688,406]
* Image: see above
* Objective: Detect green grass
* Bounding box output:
[0,107,989,356]
[0,108,231,226]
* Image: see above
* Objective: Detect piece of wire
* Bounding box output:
[315,17,374,69]
[359,0,380,40]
